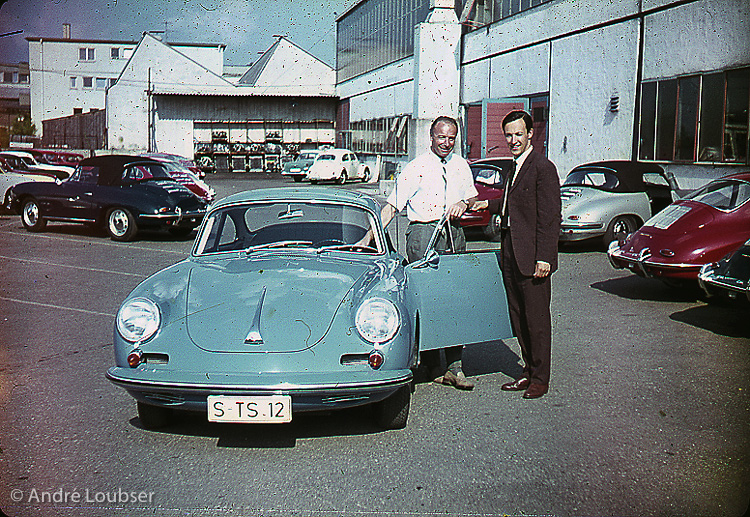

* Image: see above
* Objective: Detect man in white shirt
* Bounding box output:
[379,116,478,390]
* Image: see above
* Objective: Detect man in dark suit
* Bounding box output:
[474,110,561,398]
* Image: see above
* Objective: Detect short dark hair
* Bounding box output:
[502,110,533,132]
[430,116,459,136]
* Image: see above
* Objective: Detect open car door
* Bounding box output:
[405,223,512,351]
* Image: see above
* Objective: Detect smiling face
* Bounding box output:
[430,121,458,159]
[504,118,533,158]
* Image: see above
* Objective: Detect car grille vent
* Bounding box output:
[143,353,169,365]
[143,393,184,405]
[322,394,371,404]
[340,354,369,366]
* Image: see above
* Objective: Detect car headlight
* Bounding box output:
[355,298,400,344]
[116,297,161,343]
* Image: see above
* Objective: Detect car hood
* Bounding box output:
[185,255,371,353]
[284,159,315,171]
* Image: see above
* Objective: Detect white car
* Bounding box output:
[0,159,54,210]
[306,149,370,184]
[0,150,74,180]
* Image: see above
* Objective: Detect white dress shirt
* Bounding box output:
[387,151,478,223]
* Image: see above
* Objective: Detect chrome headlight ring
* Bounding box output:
[116,297,161,343]
[355,297,400,344]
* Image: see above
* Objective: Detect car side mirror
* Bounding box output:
[411,249,440,269]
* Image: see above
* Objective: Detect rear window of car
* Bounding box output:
[563,168,619,190]
[318,155,335,161]
[684,179,750,211]
[299,153,318,160]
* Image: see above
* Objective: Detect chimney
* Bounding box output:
[63,23,71,39]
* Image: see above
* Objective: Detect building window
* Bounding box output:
[70,76,77,88]
[96,77,107,89]
[123,48,134,59]
[111,47,120,59]
[639,66,750,164]
[341,115,409,156]
[2,71,12,83]
[82,76,93,88]
[73,108,83,115]
[463,0,555,30]
[19,73,29,83]
[108,78,117,88]
[79,47,95,61]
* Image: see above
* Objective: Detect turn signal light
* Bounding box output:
[127,349,143,368]
[368,350,384,370]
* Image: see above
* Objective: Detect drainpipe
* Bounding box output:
[631,1,645,161]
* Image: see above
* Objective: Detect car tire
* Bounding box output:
[362,167,371,182]
[293,176,303,182]
[106,207,138,242]
[137,402,171,430]
[374,385,410,430]
[604,215,638,247]
[337,170,347,185]
[21,197,47,232]
[310,179,318,185]
[483,213,503,242]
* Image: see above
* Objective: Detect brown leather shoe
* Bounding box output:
[442,370,475,390]
[522,383,548,399]
[429,367,445,384]
[501,377,530,391]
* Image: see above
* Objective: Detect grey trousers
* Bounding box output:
[406,220,467,373]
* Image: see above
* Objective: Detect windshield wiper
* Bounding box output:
[316,244,378,254]
[244,240,314,254]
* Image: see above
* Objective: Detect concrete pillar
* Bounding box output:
[412,0,461,157]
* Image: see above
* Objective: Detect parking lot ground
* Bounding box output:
[0,173,748,517]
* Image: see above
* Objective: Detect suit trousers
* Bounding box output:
[501,231,552,385]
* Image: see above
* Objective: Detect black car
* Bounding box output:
[9,155,207,241]
[699,239,750,304]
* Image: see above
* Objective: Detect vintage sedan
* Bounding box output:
[9,155,207,241]
[698,239,750,303]
[281,149,322,182]
[459,157,512,241]
[0,151,70,180]
[560,161,677,246]
[28,149,84,168]
[1,158,55,210]
[608,172,750,285]
[306,149,370,184]
[106,188,512,430]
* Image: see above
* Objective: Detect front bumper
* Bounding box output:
[560,222,605,242]
[106,367,413,413]
[698,263,750,301]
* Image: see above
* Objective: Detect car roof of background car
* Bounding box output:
[213,187,380,212]
[569,160,666,193]
[80,155,164,186]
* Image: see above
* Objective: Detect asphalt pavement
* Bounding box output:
[0,172,748,517]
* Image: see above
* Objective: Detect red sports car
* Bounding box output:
[608,171,750,285]
[459,157,512,241]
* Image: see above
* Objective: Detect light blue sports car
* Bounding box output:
[107,188,511,430]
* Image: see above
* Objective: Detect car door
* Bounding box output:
[405,249,512,351]
[51,165,100,221]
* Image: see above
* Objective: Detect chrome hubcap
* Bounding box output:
[23,202,38,225]
[109,210,128,236]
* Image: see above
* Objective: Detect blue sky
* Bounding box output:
[0,0,353,66]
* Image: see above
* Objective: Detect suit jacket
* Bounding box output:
[489,151,561,277]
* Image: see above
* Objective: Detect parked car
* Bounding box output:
[106,187,512,430]
[281,149,322,182]
[560,161,678,246]
[608,172,750,285]
[1,158,55,211]
[28,149,84,168]
[141,152,205,179]
[459,157,513,241]
[9,154,208,241]
[0,151,71,180]
[140,154,215,203]
[699,238,750,303]
[306,149,370,184]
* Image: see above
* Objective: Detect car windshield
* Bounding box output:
[195,201,382,255]
[563,168,620,190]
[299,152,318,160]
[683,179,750,210]
[472,165,505,186]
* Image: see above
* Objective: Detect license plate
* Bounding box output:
[207,395,292,423]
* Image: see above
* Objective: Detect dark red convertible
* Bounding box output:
[458,157,513,241]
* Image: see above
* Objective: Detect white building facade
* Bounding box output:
[336,0,750,187]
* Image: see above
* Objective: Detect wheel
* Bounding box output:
[168,226,194,239]
[21,198,47,232]
[106,207,138,241]
[483,213,503,242]
[604,215,638,246]
[362,167,371,182]
[337,170,348,185]
[293,176,303,182]
[310,179,318,185]
[137,402,171,430]
[374,386,410,430]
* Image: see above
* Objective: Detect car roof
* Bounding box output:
[568,160,665,192]
[213,187,381,213]
[0,150,33,158]
[80,154,164,186]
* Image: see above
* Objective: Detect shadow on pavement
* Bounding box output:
[670,302,750,339]
[591,276,701,303]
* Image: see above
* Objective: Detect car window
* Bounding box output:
[319,155,335,161]
[472,166,504,186]
[122,163,171,182]
[684,179,750,210]
[78,166,99,184]
[299,152,318,160]
[563,169,619,190]
[195,201,381,255]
